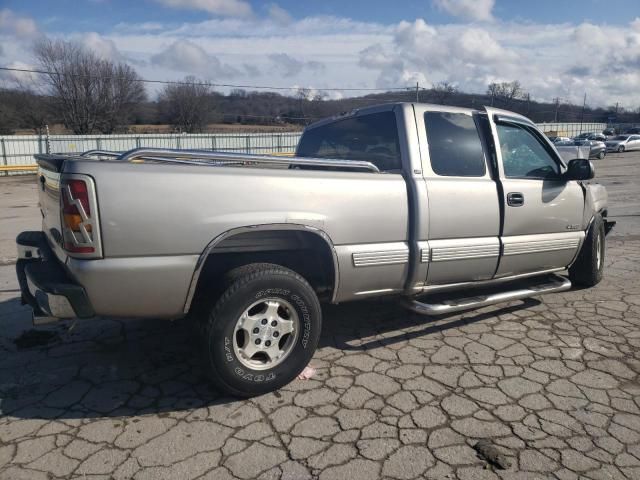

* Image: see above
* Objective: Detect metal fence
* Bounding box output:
[0,132,303,175]
[536,122,608,138]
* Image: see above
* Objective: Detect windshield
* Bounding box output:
[614,135,629,140]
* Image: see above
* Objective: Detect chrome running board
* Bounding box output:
[403,274,571,316]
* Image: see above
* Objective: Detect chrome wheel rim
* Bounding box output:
[233,297,299,371]
[595,231,603,270]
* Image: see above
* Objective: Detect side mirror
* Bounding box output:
[565,158,594,181]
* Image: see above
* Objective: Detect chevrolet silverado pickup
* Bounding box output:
[16,103,614,396]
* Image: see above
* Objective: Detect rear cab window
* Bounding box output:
[296,111,402,172]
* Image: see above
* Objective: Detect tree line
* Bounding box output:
[1,38,639,135]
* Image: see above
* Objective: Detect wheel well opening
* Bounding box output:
[190,230,336,309]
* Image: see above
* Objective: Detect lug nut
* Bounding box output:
[261,319,268,325]
[255,339,261,345]
[273,331,280,338]
[252,327,259,334]
[271,320,278,327]
[265,340,271,347]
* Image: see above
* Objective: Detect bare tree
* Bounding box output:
[432,81,458,105]
[0,74,51,134]
[159,76,216,133]
[33,38,145,134]
[486,81,526,107]
[13,88,50,134]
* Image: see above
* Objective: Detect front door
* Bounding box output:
[485,108,585,277]
[416,106,501,285]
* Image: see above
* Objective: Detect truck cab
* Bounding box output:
[296,103,608,300]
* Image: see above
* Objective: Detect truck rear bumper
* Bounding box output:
[16,231,94,325]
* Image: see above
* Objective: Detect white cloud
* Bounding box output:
[267,3,292,26]
[77,32,125,61]
[0,9,39,39]
[268,53,325,77]
[152,0,252,17]
[0,7,638,108]
[151,39,240,78]
[433,0,494,22]
[114,21,164,32]
[0,60,38,84]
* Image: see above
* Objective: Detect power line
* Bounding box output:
[0,66,411,92]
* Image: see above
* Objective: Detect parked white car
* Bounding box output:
[605,135,640,153]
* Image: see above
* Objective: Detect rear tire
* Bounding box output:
[598,151,605,159]
[618,145,625,153]
[569,215,605,287]
[200,263,322,397]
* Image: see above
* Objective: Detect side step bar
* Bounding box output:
[403,274,571,316]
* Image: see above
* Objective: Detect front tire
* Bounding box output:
[618,145,625,153]
[569,215,605,287]
[201,263,322,397]
[598,151,605,159]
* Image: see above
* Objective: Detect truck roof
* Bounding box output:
[303,102,535,132]
[304,102,480,131]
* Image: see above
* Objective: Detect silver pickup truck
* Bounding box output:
[16,103,614,396]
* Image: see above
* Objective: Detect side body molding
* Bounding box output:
[182,223,341,313]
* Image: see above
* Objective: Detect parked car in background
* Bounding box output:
[606,134,640,152]
[574,132,606,142]
[624,127,640,135]
[575,139,607,159]
[549,136,571,143]
[573,133,593,141]
[603,128,616,138]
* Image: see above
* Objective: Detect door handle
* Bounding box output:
[507,192,524,207]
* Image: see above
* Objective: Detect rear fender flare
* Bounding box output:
[182,223,340,313]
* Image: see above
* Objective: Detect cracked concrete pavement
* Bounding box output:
[1,151,640,479]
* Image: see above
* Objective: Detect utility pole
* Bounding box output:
[415,82,419,103]
[526,93,530,114]
[579,92,587,134]
[554,97,559,123]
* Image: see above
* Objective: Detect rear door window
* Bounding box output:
[296,111,402,171]
[424,112,486,177]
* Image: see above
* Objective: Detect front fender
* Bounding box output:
[582,183,608,229]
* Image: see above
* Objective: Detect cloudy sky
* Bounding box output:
[1,0,639,108]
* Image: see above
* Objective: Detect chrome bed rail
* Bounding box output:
[116,148,381,173]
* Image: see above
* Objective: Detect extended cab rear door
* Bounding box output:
[415,105,501,285]
[484,107,584,277]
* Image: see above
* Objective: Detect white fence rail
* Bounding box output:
[0,132,303,174]
[536,122,607,137]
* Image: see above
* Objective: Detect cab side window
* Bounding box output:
[496,123,560,179]
[296,111,402,172]
[424,112,486,177]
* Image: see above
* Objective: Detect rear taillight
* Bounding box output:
[60,177,101,257]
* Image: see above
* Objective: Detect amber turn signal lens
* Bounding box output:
[63,213,83,231]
